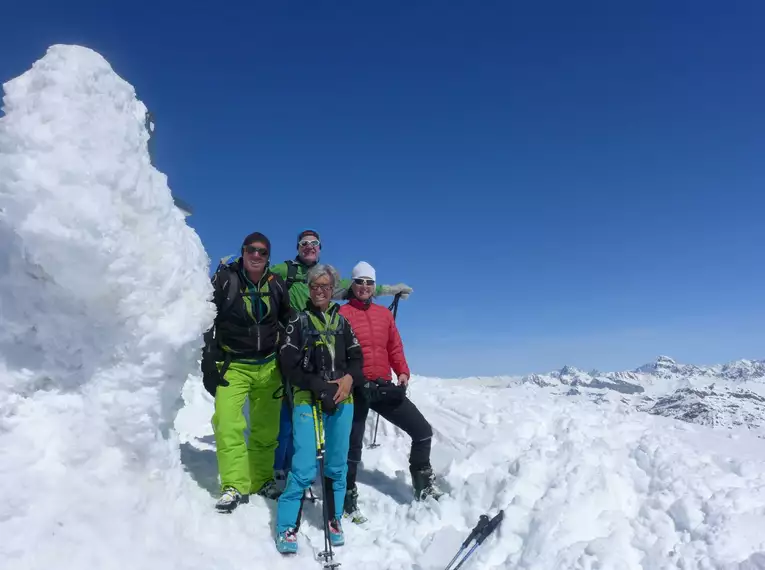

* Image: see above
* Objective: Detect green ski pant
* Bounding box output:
[212,359,282,495]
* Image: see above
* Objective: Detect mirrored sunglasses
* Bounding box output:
[353,278,375,286]
[299,239,320,248]
[244,245,269,256]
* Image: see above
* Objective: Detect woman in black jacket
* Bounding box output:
[274,264,365,555]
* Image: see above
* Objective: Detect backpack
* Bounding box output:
[297,307,345,375]
[215,255,242,320]
[285,259,305,291]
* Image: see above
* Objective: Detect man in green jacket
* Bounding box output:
[271,228,413,477]
[270,229,413,311]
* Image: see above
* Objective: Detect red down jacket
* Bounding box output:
[339,298,410,382]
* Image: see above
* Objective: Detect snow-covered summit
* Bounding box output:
[3,44,765,570]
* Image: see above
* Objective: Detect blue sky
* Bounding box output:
[2,1,764,376]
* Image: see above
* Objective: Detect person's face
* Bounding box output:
[243,241,268,274]
[297,235,320,264]
[351,277,375,301]
[309,275,332,309]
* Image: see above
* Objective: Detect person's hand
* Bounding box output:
[379,283,414,300]
[398,374,409,387]
[329,374,353,404]
[201,353,229,397]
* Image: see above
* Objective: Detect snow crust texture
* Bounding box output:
[179,375,765,570]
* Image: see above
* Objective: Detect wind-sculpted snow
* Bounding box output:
[0,45,214,568]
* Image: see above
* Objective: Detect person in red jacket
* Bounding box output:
[338,261,443,523]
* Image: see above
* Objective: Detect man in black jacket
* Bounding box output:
[201,231,291,512]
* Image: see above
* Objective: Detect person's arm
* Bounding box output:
[270,261,288,280]
[333,278,413,300]
[387,312,410,380]
[273,274,292,328]
[201,270,226,395]
[328,316,364,403]
[343,317,365,388]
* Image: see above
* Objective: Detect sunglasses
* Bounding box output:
[309,283,332,292]
[353,278,375,286]
[244,245,269,257]
[299,239,320,248]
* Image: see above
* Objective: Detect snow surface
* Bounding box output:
[3,44,765,570]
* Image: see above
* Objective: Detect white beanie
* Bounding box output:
[351,261,376,281]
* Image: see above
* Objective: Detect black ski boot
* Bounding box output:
[410,465,444,501]
[343,484,368,524]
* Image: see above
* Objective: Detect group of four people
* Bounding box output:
[201,229,443,554]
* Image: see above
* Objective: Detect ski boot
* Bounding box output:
[411,465,445,501]
[329,518,345,547]
[343,485,368,524]
[274,469,288,493]
[256,479,282,500]
[275,528,298,554]
[215,487,249,513]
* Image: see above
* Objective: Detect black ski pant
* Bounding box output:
[346,385,433,490]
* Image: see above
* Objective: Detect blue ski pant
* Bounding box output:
[276,402,353,533]
[273,399,294,472]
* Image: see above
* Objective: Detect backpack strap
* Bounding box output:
[215,258,241,321]
[285,260,304,291]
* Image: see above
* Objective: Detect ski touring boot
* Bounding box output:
[275,527,298,554]
[274,469,288,493]
[256,478,282,500]
[343,485,368,524]
[329,518,345,547]
[215,487,249,513]
[411,465,445,502]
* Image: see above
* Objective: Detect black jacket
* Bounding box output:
[279,301,365,398]
[204,260,292,361]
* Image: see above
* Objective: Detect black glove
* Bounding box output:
[317,383,339,415]
[201,352,228,397]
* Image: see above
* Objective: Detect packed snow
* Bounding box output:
[3,45,765,570]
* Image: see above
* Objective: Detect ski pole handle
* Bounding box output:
[462,515,490,548]
[476,510,504,544]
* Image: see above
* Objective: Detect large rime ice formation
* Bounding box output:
[0,45,215,568]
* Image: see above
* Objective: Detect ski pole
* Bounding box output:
[368,412,381,448]
[369,293,404,449]
[451,510,504,570]
[313,402,340,569]
[444,515,490,570]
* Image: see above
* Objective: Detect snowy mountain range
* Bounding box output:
[519,355,765,430]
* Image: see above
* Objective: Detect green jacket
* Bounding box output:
[271,258,384,312]
[278,300,365,406]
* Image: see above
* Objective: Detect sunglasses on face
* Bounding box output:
[309,283,332,292]
[299,239,320,248]
[353,278,375,286]
[244,245,269,257]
